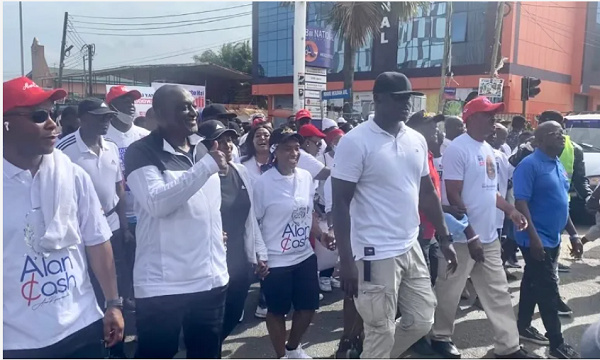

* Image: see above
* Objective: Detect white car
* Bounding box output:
[565,113,600,223]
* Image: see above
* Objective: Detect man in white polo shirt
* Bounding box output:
[3,77,124,358]
[430,97,537,359]
[56,99,128,309]
[105,85,150,310]
[332,72,458,359]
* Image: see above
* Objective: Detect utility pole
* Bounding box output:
[19,2,24,76]
[87,44,94,97]
[438,1,452,113]
[58,12,68,87]
[489,2,504,76]
[82,54,87,97]
[292,1,307,113]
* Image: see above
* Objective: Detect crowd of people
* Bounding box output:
[3,71,600,360]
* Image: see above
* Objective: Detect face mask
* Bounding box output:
[114,109,135,125]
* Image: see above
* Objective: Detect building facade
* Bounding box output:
[252,1,600,119]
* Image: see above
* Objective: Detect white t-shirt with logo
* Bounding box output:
[3,159,112,350]
[106,124,150,222]
[441,133,498,243]
[494,149,514,228]
[253,167,315,268]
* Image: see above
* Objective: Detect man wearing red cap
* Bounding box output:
[3,77,124,357]
[105,85,150,312]
[431,96,537,359]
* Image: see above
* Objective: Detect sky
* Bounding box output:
[2,1,253,81]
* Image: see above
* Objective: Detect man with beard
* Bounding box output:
[124,85,228,358]
[104,85,151,314]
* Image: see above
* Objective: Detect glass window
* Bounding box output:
[452,12,468,42]
[277,39,287,60]
[596,3,600,24]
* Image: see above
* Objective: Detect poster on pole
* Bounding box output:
[478,78,504,98]
[305,26,334,69]
[152,82,206,111]
[106,85,155,118]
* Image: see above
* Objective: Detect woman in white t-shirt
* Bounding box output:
[241,123,273,185]
[254,127,334,359]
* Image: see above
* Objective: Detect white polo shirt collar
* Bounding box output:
[3,158,27,179]
[367,118,407,138]
[74,129,109,154]
[161,134,204,156]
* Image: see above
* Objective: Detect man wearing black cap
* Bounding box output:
[332,72,457,358]
[56,100,130,320]
[124,85,228,358]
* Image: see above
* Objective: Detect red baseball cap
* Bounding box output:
[298,124,325,139]
[295,109,312,122]
[462,96,505,122]
[105,85,142,105]
[3,77,67,113]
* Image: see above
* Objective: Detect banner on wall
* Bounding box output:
[151,82,206,111]
[106,85,155,118]
[305,26,334,69]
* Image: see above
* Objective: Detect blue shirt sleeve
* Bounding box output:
[513,159,536,202]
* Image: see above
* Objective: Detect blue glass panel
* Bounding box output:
[452,12,468,42]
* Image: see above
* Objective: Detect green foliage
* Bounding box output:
[193,40,252,74]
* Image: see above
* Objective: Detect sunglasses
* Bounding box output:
[5,109,51,124]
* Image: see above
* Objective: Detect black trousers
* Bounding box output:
[89,229,130,307]
[222,268,252,340]
[418,237,439,286]
[517,245,564,349]
[4,320,104,359]
[135,285,227,359]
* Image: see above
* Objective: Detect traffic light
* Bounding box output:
[520,77,542,101]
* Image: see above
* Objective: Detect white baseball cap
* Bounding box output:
[337,117,347,124]
[321,117,338,131]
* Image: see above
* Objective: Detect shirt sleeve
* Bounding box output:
[74,166,113,246]
[298,151,325,178]
[124,143,220,218]
[420,138,429,177]
[441,144,465,181]
[253,175,266,223]
[513,159,535,202]
[331,136,363,183]
[324,176,333,213]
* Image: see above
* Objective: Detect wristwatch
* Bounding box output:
[106,297,124,309]
[438,234,454,244]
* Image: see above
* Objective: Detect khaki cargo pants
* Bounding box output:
[354,241,437,359]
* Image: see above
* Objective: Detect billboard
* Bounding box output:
[151,82,206,111]
[106,85,154,118]
[305,26,334,69]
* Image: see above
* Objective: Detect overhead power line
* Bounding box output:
[70,11,251,31]
[70,3,251,20]
[76,24,251,37]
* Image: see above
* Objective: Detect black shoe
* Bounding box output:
[557,299,573,317]
[431,340,461,359]
[506,270,518,281]
[558,263,571,273]
[550,343,580,359]
[411,337,436,356]
[496,346,541,358]
[519,326,550,346]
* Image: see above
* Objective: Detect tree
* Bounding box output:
[193,40,252,74]
[327,2,427,104]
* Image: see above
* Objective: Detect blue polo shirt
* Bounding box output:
[513,149,570,248]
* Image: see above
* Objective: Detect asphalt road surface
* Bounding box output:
[127,225,596,359]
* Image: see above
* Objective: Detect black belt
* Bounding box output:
[104,206,117,217]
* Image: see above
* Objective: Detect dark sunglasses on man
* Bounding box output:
[4,109,52,124]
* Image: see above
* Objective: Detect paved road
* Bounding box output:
[215,228,600,359]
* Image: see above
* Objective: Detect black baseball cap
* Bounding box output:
[201,104,236,121]
[197,120,238,141]
[407,111,445,129]
[269,127,304,147]
[373,72,424,96]
[78,98,116,117]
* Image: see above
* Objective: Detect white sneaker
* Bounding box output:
[280,356,289,359]
[330,277,341,288]
[319,293,324,301]
[285,344,312,359]
[319,277,332,292]
[255,305,267,319]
